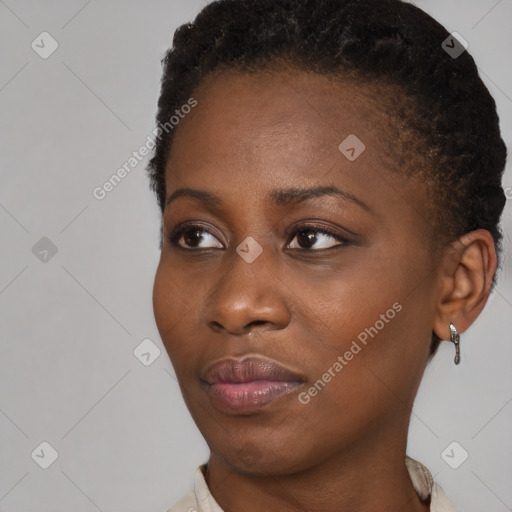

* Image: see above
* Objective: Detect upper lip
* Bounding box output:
[203,356,306,384]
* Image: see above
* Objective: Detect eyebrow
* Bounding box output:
[166,185,372,213]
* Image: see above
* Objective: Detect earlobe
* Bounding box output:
[432,229,497,342]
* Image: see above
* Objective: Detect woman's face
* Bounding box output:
[153,68,444,475]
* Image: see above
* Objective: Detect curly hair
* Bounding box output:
[146,0,507,359]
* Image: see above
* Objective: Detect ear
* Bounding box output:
[432,229,497,341]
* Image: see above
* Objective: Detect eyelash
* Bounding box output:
[168,223,349,251]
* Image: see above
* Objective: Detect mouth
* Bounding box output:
[202,355,306,414]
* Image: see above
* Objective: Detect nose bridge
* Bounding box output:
[215,233,272,307]
[226,198,275,267]
[204,232,288,333]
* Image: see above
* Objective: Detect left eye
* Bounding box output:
[286,227,347,250]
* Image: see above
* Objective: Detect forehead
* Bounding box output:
[177,69,388,139]
[166,68,395,187]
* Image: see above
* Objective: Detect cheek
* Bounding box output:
[294,255,428,407]
[152,262,176,343]
[290,257,397,355]
[152,260,200,367]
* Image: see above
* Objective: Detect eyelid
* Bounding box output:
[283,222,348,244]
[168,222,225,248]
[285,225,350,251]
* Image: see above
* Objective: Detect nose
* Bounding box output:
[204,245,291,336]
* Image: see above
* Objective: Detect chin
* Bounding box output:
[213,440,313,478]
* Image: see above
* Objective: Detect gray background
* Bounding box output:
[0,1,511,511]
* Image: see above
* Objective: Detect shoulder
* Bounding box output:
[165,490,197,512]
[406,456,463,512]
[431,481,464,512]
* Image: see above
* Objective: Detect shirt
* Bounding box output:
[166,456,462,512]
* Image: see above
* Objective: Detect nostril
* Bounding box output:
[248,320,266,327]
[209,321,223,332]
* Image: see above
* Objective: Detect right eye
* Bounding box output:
[168,224,224,249]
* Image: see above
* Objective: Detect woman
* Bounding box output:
[146,0,507,510]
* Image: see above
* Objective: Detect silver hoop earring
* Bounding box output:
[449,323,461,365]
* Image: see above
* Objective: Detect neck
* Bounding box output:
[204,418,430,512]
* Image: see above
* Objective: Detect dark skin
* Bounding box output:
[152,68,497,512]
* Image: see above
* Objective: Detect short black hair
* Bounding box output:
[146,0,507,359]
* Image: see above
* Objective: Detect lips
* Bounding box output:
[202,356,305,414]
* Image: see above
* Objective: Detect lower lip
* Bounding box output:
[207,380,303,414]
